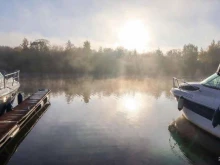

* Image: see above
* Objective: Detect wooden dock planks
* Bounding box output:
[0,89,50,148]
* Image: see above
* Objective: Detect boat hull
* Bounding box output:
[0,89,19,115]
[182,107,220,139]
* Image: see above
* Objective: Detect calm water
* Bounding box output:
[4,77,218,165]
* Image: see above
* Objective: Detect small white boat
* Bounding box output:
[171,65,220,138]
[0,70,20,115]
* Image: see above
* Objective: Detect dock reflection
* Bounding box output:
[168,115,220,165]
[0,103,50,165]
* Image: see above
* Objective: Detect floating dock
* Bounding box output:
[0,89,51,148]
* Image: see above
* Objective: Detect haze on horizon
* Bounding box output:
[0,0,220,52]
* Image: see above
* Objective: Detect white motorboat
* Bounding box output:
[171,65,220,138]
[0,70,20,115]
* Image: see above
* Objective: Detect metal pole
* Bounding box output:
[18,71,20,82]
[4,75,5,88]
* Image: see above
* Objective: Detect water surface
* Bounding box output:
[5,77,218,165]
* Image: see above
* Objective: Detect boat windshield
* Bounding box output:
[201,73,220,89]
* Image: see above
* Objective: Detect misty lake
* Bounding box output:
[3,77,219,165]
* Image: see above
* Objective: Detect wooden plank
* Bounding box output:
[6,111,27,115]
[0,115,22,122]
[0,124,17,140]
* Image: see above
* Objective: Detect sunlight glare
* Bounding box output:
[121,95,141,111]
[123,97,138,111]
[117,20,150,52]
[118,94,143,123]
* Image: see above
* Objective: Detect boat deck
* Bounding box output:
[0,89,51,148]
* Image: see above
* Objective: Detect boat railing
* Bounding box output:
[173,77,200,91]
[2,70,20,89]
[172,77,185,88]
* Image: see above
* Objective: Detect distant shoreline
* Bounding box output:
[20,72,208,81]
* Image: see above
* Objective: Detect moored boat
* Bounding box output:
[0,70,20,115]
[171,65,220,138]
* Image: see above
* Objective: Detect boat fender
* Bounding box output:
[6,103,13,112]
[178,96,184,111]
[212,108,220,128]
[17,93,23,105]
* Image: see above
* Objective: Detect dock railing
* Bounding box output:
[2,70,20,89]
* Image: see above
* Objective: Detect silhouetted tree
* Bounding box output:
[83,41,91,55]
[30,39,50,52]
[206,40,220,71]
[65,40,74,51]
[21,38,29,50]
[182,44,198,76]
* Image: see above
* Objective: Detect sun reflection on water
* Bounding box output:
[118,94,144,123]
[122,95,140,111]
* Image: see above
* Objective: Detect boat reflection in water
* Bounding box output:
[168,115,220,165]
[0,103,50,165]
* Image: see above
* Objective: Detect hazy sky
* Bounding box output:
[0,0,220,52]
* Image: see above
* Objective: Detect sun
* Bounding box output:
[117,20,150,52]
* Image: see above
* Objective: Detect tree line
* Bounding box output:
[0,38,219,77]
